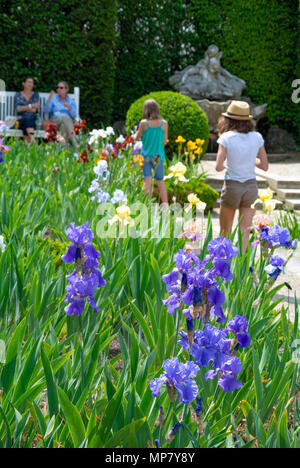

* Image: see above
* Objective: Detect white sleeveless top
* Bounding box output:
[217,131,264,182]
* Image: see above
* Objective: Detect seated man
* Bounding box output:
[44,81,79,149]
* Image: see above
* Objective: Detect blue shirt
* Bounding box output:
[44,95,76,119]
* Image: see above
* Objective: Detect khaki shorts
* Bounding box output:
[220,179,258,210]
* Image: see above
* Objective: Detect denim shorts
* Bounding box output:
[220,179,258,210]
[142,156,164,181]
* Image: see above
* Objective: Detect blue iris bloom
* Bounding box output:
[150,357,199,404]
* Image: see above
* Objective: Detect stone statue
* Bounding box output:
[169,45,246,101]
[169,45,267,132]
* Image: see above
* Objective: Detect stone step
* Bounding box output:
[276,180,300,189]
[276,188,300,201]
[204,153,299,163]
[284,199,300,211]
[214,197,284,210]
[206,176,268,190]
[255,170,300,190]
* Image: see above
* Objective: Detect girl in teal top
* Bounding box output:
[134,99,168,204]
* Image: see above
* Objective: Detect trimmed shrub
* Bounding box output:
[164,178,219,211]
[126,91,210,157]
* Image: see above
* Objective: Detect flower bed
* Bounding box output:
[0,133,299,449]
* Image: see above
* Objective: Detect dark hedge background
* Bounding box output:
[0,0,117,126]
[0,0,299,138]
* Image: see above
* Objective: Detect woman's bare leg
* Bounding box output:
[156,179,168,204]
[219,204,236,237]
[239,207,255,253]
[144,177,152,200]
[24,127,36,143]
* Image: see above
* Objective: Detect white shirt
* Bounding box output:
[217,131,264,182]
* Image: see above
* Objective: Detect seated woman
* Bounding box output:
[44,81,79,149]
[14,77,40,143]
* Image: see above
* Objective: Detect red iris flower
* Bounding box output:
[77,150,89,163]
[74,120,88,135]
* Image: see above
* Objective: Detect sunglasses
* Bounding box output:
[57,86,66,89]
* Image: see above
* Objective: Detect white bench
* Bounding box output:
[0,87,80,138]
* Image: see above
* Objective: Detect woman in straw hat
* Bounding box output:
[216,100,268,252]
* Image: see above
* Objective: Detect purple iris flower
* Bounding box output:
[163,287,181,315]
[190,325,230,368]
[260,227,270,242]
[181,285,202,307]
[174,249,199,273]
[162,269,179,293]
[62,242,100,269]
[178,330,190,350]
[167,422,182,443]
[65,221,94,246]
[269,255,285,267]
[265,266,282,281]
[150,357,199,404]
[226,315,251,348]
[212,258,234,281]
[196,396,203,416]
[0,139,10,161]
[264,254,286,281]
[207,287,226,323]
[62,222,106,316]
[182,306,194,321]
[192,268,217,289]
[208,237,238,260]
[133,141,143,154]
[205,356,243,393]
[65,296,86,316]
[65,270,104,313]
[268,225,293,249]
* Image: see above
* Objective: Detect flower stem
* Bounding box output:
[78,315,85,393]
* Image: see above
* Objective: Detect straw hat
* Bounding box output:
[222,101,253,121]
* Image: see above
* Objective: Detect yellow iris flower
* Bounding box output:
[187,193,207,210]
[258,188,274,202]
[195,139,205,147]
[187,140,198,151]
[176,136,186,144]
[164,162,189,182]
[109,205,134,226]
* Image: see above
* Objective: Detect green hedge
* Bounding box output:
[126,91,210,156]
[0,0,117,127]
[190,0,300,136]
[113,0,199,122]
[116,0,300,137]
[1,1,299,136]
